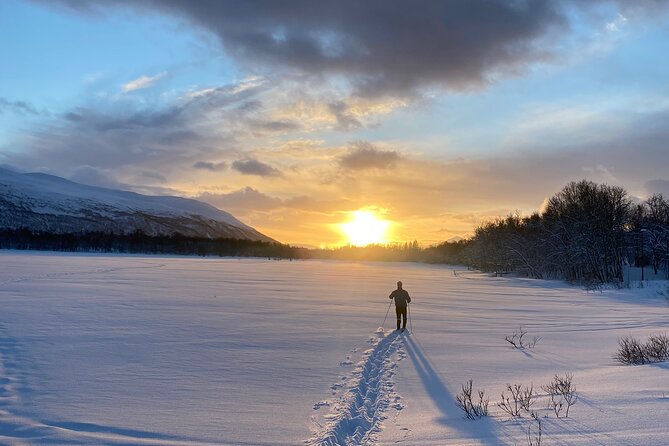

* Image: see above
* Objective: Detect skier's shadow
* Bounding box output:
[402,335,507,445]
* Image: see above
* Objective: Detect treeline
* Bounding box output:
[0,228,302,258]
[465,180,669,285]
[4,179,666,286]
[306,240,468,263]
[0,227,470,264]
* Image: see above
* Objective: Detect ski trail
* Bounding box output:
[307,331,405,446]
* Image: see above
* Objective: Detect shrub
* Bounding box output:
[498,383,535,417]
[456,379,489,419]
[527,411,542,446]
[615,334,669,365]
[542,373,577,418]
[505,326,540,350]
[615,336,647,364]
[645,334,669,362]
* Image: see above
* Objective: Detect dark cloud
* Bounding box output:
[48,0,669,97]
[339,142,400,170]
[328,101,361,130]
[231,158,281,177]
[193,160,227,171]
[36,0,583,97]
[0,97,40,116]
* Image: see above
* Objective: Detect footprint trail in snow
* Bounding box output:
[307,329,406,446]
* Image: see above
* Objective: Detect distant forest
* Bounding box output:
[465,180,669,286]
[2,180,668,286]
[0,229,301,259]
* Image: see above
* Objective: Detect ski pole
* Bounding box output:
[408,302,413,333]
[381,298,393,328]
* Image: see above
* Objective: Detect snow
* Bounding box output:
[0,167,249,227]
[1,251,669,445]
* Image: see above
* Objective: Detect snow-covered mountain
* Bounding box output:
[0,167,275,242]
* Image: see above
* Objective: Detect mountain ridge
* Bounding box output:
[0,167,275,242]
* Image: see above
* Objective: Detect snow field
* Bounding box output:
[0,252,668,445]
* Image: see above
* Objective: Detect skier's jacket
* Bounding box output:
[389,289,411,307]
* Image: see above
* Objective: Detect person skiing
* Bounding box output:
[389,281,411,331]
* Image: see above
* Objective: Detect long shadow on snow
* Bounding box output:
[403,335,508,446]
[1,327,237,446]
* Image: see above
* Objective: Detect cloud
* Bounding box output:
[35,0,584,98]
[45,1,669,99]
[0,97,40,116]
[122,72,167,92]
[231,158,281,177]
[328,101,362,130]
[247,119,301,133]
[605,13,628,32]
[645,179,669,197]
[198,187,282,212]
[339,142,400,170]
[193,161,227,171]
[5,78,269,174]
[69,165,129,189]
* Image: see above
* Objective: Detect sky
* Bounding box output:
[2,0,669,247]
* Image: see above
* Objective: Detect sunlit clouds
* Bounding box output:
[122,72,168,92]
[3,0,669,246]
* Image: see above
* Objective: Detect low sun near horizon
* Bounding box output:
[338,210,391,247]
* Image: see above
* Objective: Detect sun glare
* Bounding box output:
[340,210,390,246]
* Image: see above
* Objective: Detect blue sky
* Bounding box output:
[2,0,669,245]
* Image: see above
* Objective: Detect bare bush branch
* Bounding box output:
[542,373,577,418]
[527,411,542,446]
[498,383,536,418]
[505,326,540,350]
[520,384,536,412]
[615,334,669,365]
[645,334,669,362]
[456,379,489,419]
[615,336,647,364]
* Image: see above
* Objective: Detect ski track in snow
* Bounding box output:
[307,330,406,446]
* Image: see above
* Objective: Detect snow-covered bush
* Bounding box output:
[456,379,489,419]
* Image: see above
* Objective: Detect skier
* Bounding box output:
[389,281,411,331]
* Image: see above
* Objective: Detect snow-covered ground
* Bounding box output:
[1,252,668,445]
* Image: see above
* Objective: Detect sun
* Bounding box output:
[339,210,390,246]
